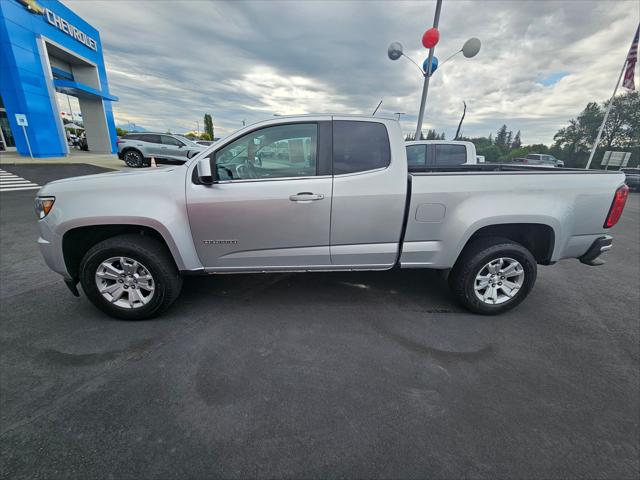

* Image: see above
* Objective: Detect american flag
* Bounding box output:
[622,25,639,91]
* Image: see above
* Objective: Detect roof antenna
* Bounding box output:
[372,100,383,116]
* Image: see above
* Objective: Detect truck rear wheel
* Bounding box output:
[79,234,182,320]
[449,237,537,315]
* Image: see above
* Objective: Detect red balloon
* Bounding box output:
[422,28,440,49]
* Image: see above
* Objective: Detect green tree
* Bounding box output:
[204,113,214,140]
[550,94,640,168]
[199,132,212,141]
[476,145,501,162]
[512,130,522,150]
[116,127,128,136]
[495,125,509,152]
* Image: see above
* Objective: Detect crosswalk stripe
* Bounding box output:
[0,169,40,192]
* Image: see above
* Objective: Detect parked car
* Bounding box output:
[195,140,214,146]
[406,140,478,168]
[513,153,564,167]
[621,167,640,191]
[35,115,628,320]
[117,133,206,167]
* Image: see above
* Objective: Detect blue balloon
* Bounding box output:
[423,56,439,74]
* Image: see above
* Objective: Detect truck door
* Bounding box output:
[186,120,333,270]
[330,119,408,267]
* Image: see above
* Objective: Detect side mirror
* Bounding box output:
[196,156,214,185]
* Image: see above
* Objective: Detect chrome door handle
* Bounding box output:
[289,192,325,202]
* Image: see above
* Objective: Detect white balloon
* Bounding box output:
[462,38,481,58]
[388,42,403,61]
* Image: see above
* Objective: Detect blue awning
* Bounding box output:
[53,79,118,102]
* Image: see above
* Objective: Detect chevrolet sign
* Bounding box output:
[45,8,97,51]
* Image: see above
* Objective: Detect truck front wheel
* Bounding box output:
[449,237,537,315]
[78,234,182,320]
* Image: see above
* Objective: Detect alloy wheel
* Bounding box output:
[95,256,155,309]
[473,257,525,305]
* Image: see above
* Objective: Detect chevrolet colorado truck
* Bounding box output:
[35,115,629,320]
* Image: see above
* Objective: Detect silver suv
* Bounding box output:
[117,133,206,167]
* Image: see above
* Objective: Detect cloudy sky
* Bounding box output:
[65,0,639,144]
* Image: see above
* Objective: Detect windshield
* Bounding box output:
[175,135,200,147]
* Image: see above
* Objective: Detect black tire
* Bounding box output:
[448,236,537,315]
[123,149,145,168]
[79,234,182,320]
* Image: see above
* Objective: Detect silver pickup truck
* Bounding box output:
[35,115,629,320]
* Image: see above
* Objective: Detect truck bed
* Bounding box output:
[400,168,625,268]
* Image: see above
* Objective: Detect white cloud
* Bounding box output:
[65,0,639,143]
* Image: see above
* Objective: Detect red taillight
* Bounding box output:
[604,184,629,228]
[116,139,123,145]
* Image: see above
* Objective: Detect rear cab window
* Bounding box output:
[407,145,426,167]
[332,121,390,174]
[434,144,467,166]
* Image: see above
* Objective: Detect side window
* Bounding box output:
[141,134,161,144]
[161,135,183,147]
[215,123,317,180]
[406,145,426,168]
[333,121,390,174]
[434,145,467,166]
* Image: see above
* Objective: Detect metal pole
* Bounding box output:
[66,94,74,122]
[372,100,383,115]
[414,0,442,140]
[454,101,466,139]
[22,125,33,158]
[585,39,632,169]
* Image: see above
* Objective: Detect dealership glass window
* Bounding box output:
[161,135,183,147]
[406,145,426,167]
[333,121,390,174]
[434,144,466,166]
[0,111,16,149]
[215,123,317,180]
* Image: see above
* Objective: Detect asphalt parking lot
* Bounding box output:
[1,164,638,479]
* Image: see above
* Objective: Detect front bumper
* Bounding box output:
[37,215,69,278]
[579,235,612,266]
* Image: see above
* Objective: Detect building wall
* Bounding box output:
[0,0,117,157]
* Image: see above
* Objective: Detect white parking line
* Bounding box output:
[0,169,40,193]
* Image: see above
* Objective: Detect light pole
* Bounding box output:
[414,0,442,140]
[388,0,481,139]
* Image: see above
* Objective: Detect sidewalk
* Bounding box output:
[0,151,122,170]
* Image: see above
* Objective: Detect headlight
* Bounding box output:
[35,196,55,219]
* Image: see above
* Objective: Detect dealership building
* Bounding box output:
[0,0,117,157]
